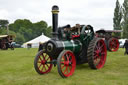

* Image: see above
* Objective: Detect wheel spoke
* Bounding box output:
[97,42,100,47]
[46,57,50,61]
[68,55,72,62]
[61,65,65,69]
[95,58,100,65]
[46,64,50,68]
[94,60,97,65]
[38,61,41,63]
[41,65,44,71]
[95,45,99,50]
[99,58,104,65]
[66,66,70,74]
[61,61,65,64]
[94,49,97,54]
[114,42,117,47]
[63,56,66,61]
[65,54,69,61]
[98,46,101,52]
[66,56,69,61]
[42,54,46,60]
[100,44,104,48]
[69,66,72,70]
[43,65,47,71]
[38,63,42,69]
[94,55,97,59]
[63,66,68,74]
[39,56,42,61]
[101,52,105,55]
[113,46,116,49]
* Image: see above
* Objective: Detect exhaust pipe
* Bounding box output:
[51,5,59,40]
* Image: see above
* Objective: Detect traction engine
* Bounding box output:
[34,5,107,78]
[95,29,122,52]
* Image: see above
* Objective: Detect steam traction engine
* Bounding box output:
[34,5,107,78]
[95,29,122,52]
[0,35,15,50]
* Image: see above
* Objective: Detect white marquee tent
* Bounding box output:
[22,34,50,48]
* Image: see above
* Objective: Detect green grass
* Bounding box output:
[0,48,128,85]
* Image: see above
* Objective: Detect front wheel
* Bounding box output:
[57,50,76,78]
[34,50,53,74]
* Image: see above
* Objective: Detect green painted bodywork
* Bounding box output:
[59,25,94,53]
[63,40,81,53]
[80,25,94,46]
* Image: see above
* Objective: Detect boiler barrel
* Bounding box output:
[46,40,82,58]
[62,40,82,53]
[46,40,82,54]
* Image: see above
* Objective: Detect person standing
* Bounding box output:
[123,40,128,55]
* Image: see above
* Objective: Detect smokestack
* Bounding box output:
[51,5,59,40]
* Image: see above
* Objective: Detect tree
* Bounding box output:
[0,29,7,34]
[9,19,33,32]
[0,19,9,28]
[9,19,51,44]
[32,21,48,38]
[9,19,33,42]
[0,19,9,35]
[45,26,52,37]
[113,0,122,37]
[15,33,25,44]
[122,0,128,38]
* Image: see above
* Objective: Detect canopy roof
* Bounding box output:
[96,29,122,33]
[0,35,15,39]
[24,34,50,45]
[0,35,8,38]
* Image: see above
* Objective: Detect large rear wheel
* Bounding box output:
[87,38,107,69]
[57,50,76,78]
[34,50,53,74]
[107,38,119,52]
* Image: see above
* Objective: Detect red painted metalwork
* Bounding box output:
[37,52,53,74]
[59,51,76,77]
[108,38,119,52]
[94,39,107,69]
[71,35,80,39]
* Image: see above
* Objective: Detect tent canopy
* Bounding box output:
[22,34,50,48]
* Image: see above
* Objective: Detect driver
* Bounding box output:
[70,24,81,34]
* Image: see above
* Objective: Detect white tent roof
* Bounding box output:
[26,34,50,44]
[22,34,50,48]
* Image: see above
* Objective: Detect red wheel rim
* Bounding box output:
[94,39,107,69]
[37,52,52,74]
[109,38,119,52]
[60,51,76,77]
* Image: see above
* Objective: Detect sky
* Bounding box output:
[0,0,124,31]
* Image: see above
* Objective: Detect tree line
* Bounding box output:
[113,0,128,38]
[0,19,52,44]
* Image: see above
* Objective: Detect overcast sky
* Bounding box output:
[0,0,124,31]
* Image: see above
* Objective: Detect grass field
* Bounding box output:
[0,48,128,85]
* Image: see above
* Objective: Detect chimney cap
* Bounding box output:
[52,5,59,11]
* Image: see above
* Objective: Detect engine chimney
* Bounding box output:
[51,5,59,40]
